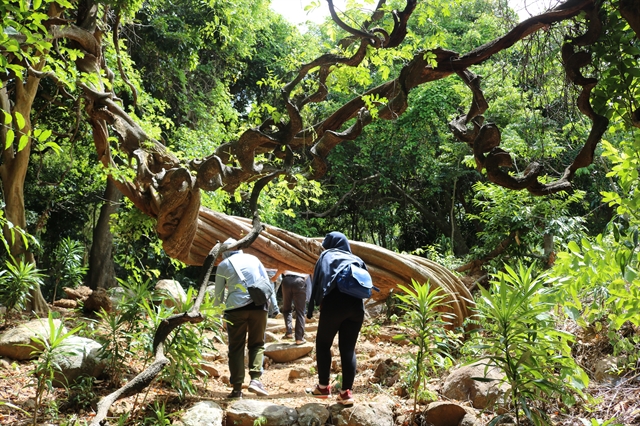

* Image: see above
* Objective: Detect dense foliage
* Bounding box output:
[1,0,639,424]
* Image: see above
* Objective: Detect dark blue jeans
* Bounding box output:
[315,289,364,391]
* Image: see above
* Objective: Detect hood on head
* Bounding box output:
[222,238,239,259]
[322,231,351,252]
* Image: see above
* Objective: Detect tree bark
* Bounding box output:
[178,209,473,328]
[87,178,122,290]
[0,67,48,314]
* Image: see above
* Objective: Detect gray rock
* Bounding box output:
[442,362,509,410]
[329,394,395,426]
[296,403,330,426]
[174,400,223,426]
[50,335,107,387]
[265,342,313,363]
[225,399,298,426]
[0,318,66,360]
[155,279,187,309]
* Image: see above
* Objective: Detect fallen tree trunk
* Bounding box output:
[180,209,474,327]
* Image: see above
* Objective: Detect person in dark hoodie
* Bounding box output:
[305,231,367,406]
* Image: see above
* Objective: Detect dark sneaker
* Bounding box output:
[248,380,269,396]
[305,385,331,399]
[227,389,243,399]
[337,389,354,406]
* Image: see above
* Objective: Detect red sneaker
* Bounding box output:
[337,389,354,406]
[305,385,331,399]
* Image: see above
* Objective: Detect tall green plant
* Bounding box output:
[146,287,223,398]
[474,262,588,426]
[51,237,87,302]
[394,280,457,421]
[27,313,83,425]
[545,135,640,377]
[0,259,45,317]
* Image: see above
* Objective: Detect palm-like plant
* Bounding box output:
[28,313,83,425]
[0,259,45,318]
[474,262,588,426]
[395,279,456,422]
[51,237,87,302]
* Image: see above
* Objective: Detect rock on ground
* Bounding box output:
[0,318,66,360]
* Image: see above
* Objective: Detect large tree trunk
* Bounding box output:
[0,69,48,314]
[175,209,474,328]
[87,179,122,290]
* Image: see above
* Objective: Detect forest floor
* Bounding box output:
[0,304,639,425]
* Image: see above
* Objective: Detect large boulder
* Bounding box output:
[442,362,509,410]
[155,279,187,309]
[225,399,298,426]
[0,318,66,360]
[50,335,107,387]
[264,342,313,363]
[174,400,224,426]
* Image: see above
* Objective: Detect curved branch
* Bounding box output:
[112,12,138,109]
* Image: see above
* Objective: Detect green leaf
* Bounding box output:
[43,141,62,155]
[33,0,42,9]
[14,111,25,130]
[18,134,29,151]
[5,129,15,149]
[34,128,52,143]
[2,110,11,125]
[567,240,581,253]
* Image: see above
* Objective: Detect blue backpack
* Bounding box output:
[335,263,380,299]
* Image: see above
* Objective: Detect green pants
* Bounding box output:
[225,308,267,390]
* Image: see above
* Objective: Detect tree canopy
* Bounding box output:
[2,0,640,423]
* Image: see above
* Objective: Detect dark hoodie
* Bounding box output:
[307,231,366,318]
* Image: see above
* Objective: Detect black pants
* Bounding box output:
[315,289,364,391]
[281,275,307,340]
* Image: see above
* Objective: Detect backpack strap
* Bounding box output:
[227,254,247,283]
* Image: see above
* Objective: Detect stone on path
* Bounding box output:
[423,401,475,426]
[296,403,330,426]
[265,341,313,363]
[174,400,224,426]
[225,399,298,426]
[328,394,395,426]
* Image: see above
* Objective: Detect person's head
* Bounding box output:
[221,238,239,259]
[322,231,351,252]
